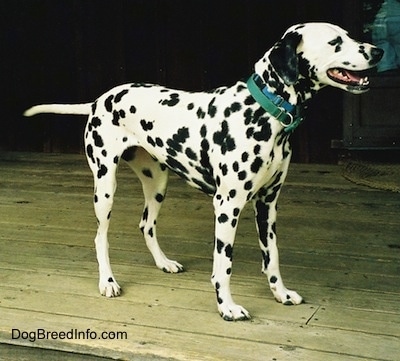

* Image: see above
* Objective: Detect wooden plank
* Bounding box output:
[0,308,374,361]
[1,153,399,361]
[1,232,398,295]
[1,288,398,361]
[309,306,400,337]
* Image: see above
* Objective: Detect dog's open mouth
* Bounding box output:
[327,68,371,91]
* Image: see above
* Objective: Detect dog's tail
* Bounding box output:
[23,103,92,117]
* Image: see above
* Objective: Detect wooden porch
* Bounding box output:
[0,152,399,360]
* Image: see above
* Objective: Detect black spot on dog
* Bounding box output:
[97,164,108,179]
[216,239,224,254]
[91,101,97,114]
[155,193,164,203]
[236,84,246,92]
[213,121,236,154]
[244,109,254,126]
[112,110,120,126]
[262,251,270,269]
[200,139,211,168]
[244,95,256,106]
[218,213,229,224]
[166,156,188,174]
[161,93,180,106]
[225,244,233,260]
[215,282,223,304]
[142,206,149,221]
[192,178,215,195]
[253,120,272,141]
[220,163,228,176]
[246,127,254,138]
[102,149,107,157]
[358,45,370,60]
[121,147,136,162]
[187,103,194,110]
[200,125,207,137]
[147,136,156,147]
[328,36,343,53]
[238,171,247,180]
[86,144,95,164]
[92,131,104,147]
[166,127,190,153]
[140,119,153,131]
[142,169,153,178]
[255,200,269,247]
[107,211,111,220]
[251,157,264,173]
[270,276,278,284]
[185,147,197,161]
[129,105,137,113]
[113,156,119,164]
[108,277,114,283]
[229,189,236,198]
[155,137,164,147]
[244,180,253,190]
[242,152,249,162]
[105,95,114,112]
[197,107,206,119]
[91,116,102,128]
[207,97,217,117]
[224,102,242,117]
[114,89,129,103]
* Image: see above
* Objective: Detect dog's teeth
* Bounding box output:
[359,76,369,86]
[358,76,369,86]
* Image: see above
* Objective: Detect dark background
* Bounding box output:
[1,0,348,162]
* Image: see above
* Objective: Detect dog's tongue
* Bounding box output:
[342,69,361,82]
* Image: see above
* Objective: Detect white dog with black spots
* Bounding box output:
[25,23,383,321]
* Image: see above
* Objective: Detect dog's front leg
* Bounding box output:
[211,194,250,321]
[253,185,303,306]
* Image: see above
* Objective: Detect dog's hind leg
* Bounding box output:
[87,153,122,297]
[124,147,184,273]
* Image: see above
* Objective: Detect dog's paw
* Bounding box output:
[273,289,303,305]
[157,259,185,273]
[99,277,121,297]
[218,303,251,321]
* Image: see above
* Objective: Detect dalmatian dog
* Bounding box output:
[24,23,383,321]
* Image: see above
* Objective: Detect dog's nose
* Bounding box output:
[371,47,384,64]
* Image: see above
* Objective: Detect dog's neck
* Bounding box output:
[254,55,325,108]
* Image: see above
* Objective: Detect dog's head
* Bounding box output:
[258,22,383,97]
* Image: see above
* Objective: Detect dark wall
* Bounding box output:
[1,0,346,162]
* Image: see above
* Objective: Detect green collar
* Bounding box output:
[246,74,303,133]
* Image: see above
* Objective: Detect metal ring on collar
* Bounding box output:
[278,110,294,127]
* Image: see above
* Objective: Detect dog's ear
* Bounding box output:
[269,31,302,85]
